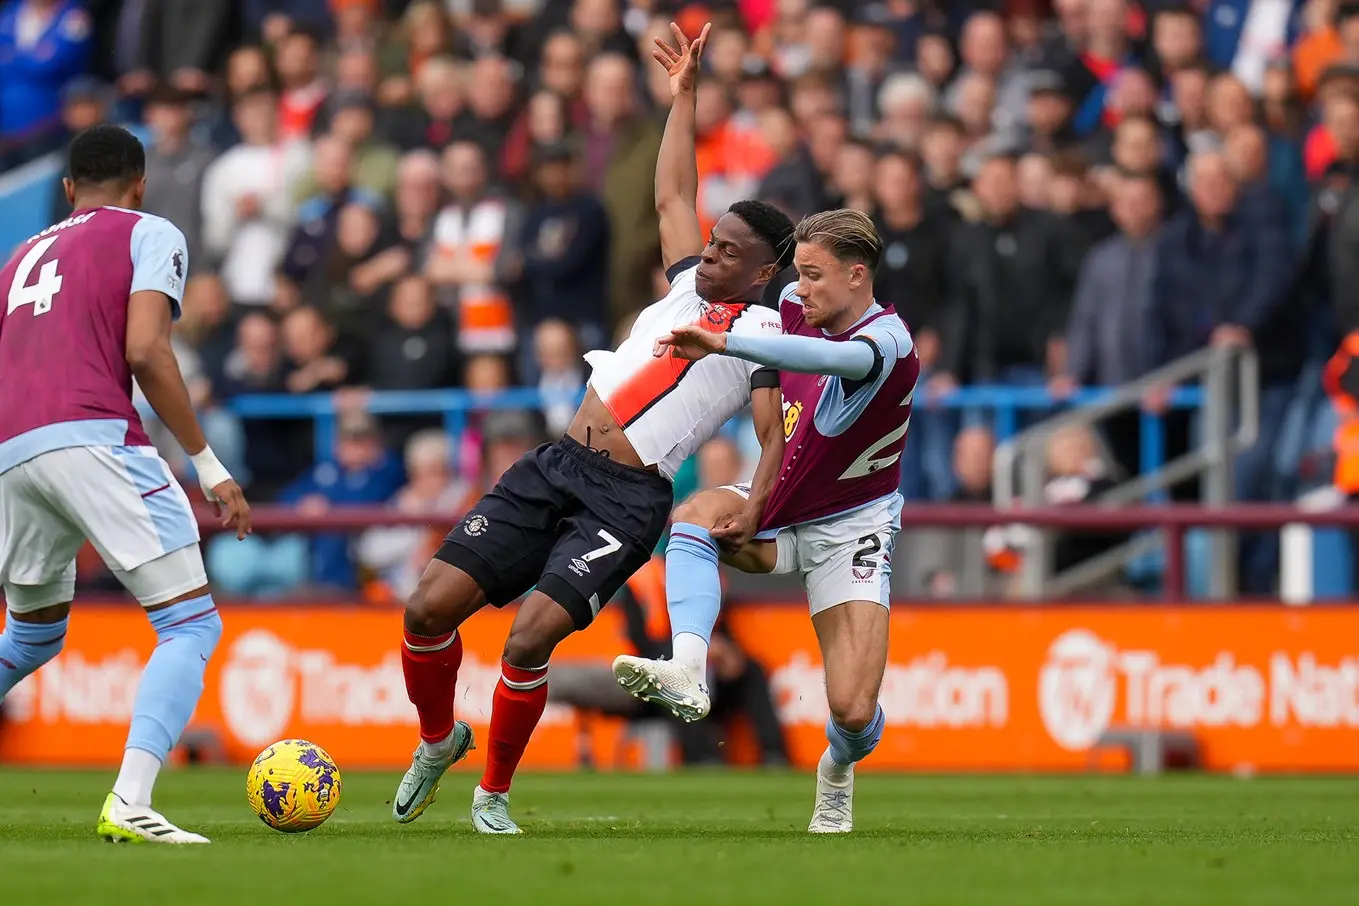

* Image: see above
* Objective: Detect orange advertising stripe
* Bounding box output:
[605,303,748,427]
[5,603,1359,772]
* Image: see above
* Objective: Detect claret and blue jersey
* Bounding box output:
[756,283,920,533]
[0,206,189,475]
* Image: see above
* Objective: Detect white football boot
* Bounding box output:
[96,793,210,844]
[471,786,522,834]
[807,748,855,834]
[612,655,711,722]
[392,719,475,823]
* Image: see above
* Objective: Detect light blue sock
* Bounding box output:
[0,614,68,699]
[666,523,722,674]
[826,704,886,766]
[125,595,223,761]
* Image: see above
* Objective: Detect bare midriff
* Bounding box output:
[565,387,655,472]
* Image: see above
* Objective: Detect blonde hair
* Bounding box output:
[793,209,883,272]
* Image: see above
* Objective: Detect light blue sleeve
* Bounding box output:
[855,316,914,364]
[812,316,914,437]
[130,215,189,320]
[724,332,876,380]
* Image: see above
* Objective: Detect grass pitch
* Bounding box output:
[2,769,1356,906]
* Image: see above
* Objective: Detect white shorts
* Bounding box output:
[722,485,902,616]
[0,445,206,612]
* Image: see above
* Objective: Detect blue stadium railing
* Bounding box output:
[222,385,1204,475]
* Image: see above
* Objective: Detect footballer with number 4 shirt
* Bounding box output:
[391,21,795,835]
[614,208,919,835]
[0,126,251,843]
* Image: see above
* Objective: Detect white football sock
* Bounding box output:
[820,747,853,782]
[112,747,163,807]
[672,633,709,679]
[418,727,455,760]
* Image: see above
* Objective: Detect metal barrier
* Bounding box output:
[221,384,1206,466]
[993,347,1259,601]
[207,501,1359,601]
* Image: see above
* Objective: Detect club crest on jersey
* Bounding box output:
[463,514,488,537]
[705,303,731,326]
[782,399,803,440]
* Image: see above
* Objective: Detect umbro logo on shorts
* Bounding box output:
[568,557,590,576]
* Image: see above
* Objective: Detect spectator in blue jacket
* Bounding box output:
[280,410,405,590]
[1148,148,1296,593]
[0,0,92,168]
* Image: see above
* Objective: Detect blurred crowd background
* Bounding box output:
[1,0,1354,603]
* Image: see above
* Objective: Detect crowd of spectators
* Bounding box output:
[4,0,1357,598]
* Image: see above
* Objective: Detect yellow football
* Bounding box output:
[246,739,342,833]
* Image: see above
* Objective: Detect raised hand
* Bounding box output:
[652,21,710,99]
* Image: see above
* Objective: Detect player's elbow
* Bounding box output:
[125,338,168,376]
[654,194,686,218]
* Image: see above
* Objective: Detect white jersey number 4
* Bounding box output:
[7,236,63,317]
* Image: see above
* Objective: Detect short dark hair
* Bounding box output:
[728,199,796,269]
[67,125,145,187]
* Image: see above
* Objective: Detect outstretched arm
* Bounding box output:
[653,22,710,271]
[657,325,878,380]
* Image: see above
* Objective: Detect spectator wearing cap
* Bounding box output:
[503,140,610,361]
[134,0,235,94]
[1020,68,1077,153]
[139,85,215,271]
[423,139,523,355]
[0,0,92,168]
[279,410,406,591]
[201,87,313,308]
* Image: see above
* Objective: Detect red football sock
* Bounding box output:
[480,660,549,794]
[401,628,464,744]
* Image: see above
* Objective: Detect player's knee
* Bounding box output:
[828,694,877,734]
[673,491,726,529]
[502,596,575,667]
[501,625,555,669]
[405,580,459,636]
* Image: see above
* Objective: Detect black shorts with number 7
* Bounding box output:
[435,435,674,630]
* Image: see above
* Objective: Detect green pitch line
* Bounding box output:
[1,769,1356,906]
